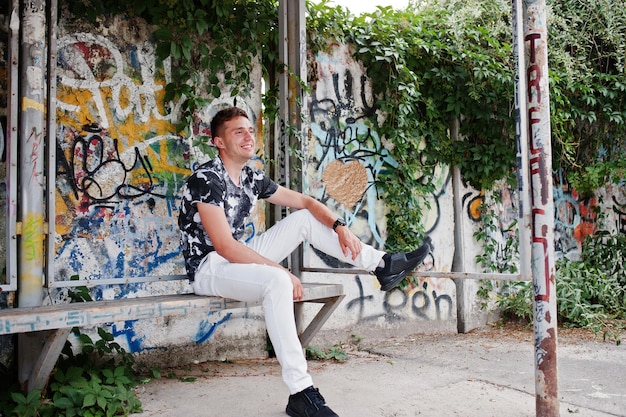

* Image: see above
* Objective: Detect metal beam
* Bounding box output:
[45,0,59,288]
[302,267,526,281]
[3,1,20,293]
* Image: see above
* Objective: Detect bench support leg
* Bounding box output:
[295,295,345,347]
[18,329,71,392]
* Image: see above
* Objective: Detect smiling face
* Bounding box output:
[212,116,257,165]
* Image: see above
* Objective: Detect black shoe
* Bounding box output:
[286,386,339,417]
[375,237,432,291]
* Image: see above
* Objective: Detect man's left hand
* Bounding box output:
[336,226,362,260]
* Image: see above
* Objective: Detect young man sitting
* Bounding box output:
[178,106,431,417]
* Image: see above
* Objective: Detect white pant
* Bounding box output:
[192,209,385,394]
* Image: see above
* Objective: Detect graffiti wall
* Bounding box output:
[301,44,458,332]
[2,11,626,368]
[54,25,187,284]
[52,18,265,287]
[46,17,268,359]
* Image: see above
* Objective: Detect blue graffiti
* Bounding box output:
[194,312,232,344]
[111,320,145,353]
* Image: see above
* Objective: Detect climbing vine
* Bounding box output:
[63,0,626,252]
[309,0,517,250]
[65,0,281,155]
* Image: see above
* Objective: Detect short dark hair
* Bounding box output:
[210,107,250,139]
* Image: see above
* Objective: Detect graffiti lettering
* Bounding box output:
[63,124,165,202]
[21,214,44,262]
[613,195,626,234]
[27,127,44,184]
[346,276,453,323]
[195,312,232,344]
[526,30,553,303]
[57,33,172,128]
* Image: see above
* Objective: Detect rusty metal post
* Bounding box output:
[520,1,560,415]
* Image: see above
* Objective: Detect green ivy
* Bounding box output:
[0,288,142,416]
[493,235,626,344]
[549,0,626,174]
[473,191,520,309]
[568,156,626,198]
[61,0,626,254]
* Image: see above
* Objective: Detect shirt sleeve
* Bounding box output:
[187,169,226,207]
[258,176,279,199]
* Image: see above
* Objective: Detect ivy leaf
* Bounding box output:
[83,393,97,408]
[170,42,181,60]
[153,27,172,41]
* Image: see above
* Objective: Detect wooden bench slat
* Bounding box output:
[0,283,343,335]
[3,282,344,392]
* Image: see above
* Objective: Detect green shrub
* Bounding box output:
[0,287,143,416]
[495,254,626,345]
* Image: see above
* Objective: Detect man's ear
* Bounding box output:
[212,136,224,149]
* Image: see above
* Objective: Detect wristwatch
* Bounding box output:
[332,218,346,231]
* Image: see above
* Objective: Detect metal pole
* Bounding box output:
[450,117,471,333]
[278,0,307,333]
[4,2,21,293]
[17,0,48,386]
[278,0,307,276]
[18,0,47,307]
[512,0,533,284]
[290,0,307,278]
[277,0,290,212]
[521,1,560,415]
[45,0,59,287]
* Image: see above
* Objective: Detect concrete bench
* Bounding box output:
[0,282,345,392]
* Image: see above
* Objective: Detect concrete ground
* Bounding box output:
[132,323,625,417]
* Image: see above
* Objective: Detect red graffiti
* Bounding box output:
[526,31,552,303]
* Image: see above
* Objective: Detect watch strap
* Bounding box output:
[332,218,346,231]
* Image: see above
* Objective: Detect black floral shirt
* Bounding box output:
[178,157,278,280]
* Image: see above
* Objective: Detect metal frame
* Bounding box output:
[44,0,58,288]
[3,1,21,293]
[45,274,188,288]
[302,267,526,281]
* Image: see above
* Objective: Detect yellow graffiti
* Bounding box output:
[22,97,45,112]
[21,213,45,262]
[54,188,73,237]
[56,84,173,141]
[469,190,486,221]
[19,273,44,293]
[56,79,192,180]
[149,139,191,176]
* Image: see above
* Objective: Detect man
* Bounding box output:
[178,106,431,417]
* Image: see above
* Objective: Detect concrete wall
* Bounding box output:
[51,16,269,364]
[2,13,626,369]
[300,43,458,336]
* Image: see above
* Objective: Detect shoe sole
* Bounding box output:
[380,248,430,291]
[286,405,332,417]
[380,270,408,291]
